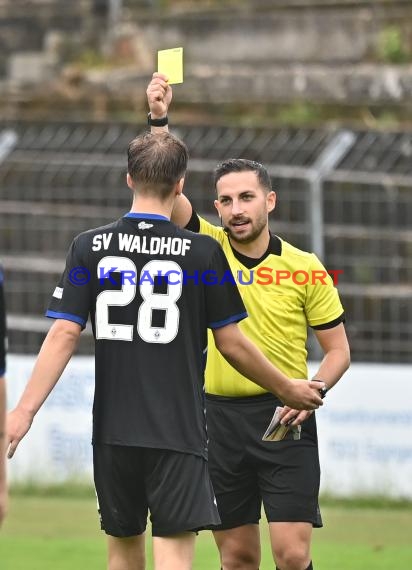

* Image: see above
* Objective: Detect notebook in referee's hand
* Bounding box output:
[262,406,301,441]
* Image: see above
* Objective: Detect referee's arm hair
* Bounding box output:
[212,322,324,411]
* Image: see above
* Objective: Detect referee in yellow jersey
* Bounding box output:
[147,73,350,570]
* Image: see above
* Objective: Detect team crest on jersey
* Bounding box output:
[138,221,153,230]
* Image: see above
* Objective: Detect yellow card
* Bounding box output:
[158,47,183,85]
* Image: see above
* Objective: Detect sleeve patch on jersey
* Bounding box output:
[53,287,63,299]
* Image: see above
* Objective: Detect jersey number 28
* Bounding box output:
[95,257,182,343]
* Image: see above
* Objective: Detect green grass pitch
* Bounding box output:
[1,492,412,569]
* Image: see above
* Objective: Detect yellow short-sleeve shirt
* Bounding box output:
[198,216,344,396]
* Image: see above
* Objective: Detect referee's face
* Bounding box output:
[214,171,276,245]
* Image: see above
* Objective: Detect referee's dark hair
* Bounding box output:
[213,158,272,193]
[128,132,189,200]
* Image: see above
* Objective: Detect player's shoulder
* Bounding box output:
[279,238,317,264]
[73,220,121,245]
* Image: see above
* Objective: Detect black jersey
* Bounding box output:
[47,213,247,458]
[0,267,6,376]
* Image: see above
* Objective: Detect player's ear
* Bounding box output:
[214,199,222,218]
[267,190,276,213]
[175,177,185,196]
[126,173,134,191]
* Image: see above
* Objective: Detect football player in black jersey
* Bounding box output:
[7,132,324,569]
[0,266,7,528]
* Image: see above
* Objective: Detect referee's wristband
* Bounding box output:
[312,379,328,399]
[319,387,328,399]
[147,113,168,127]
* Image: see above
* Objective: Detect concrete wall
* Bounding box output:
[123,1,412,104]
[0,0,411,111]
[135,4,411,65]
[0,0,96,81]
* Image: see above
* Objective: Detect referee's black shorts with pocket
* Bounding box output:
[206,392,323,530]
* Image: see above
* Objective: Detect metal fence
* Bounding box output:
[1,121,411,362]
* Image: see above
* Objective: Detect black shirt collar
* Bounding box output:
[230,233,282,269]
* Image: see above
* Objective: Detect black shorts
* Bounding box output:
[93,444,221,537]
[206,393,322,530]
